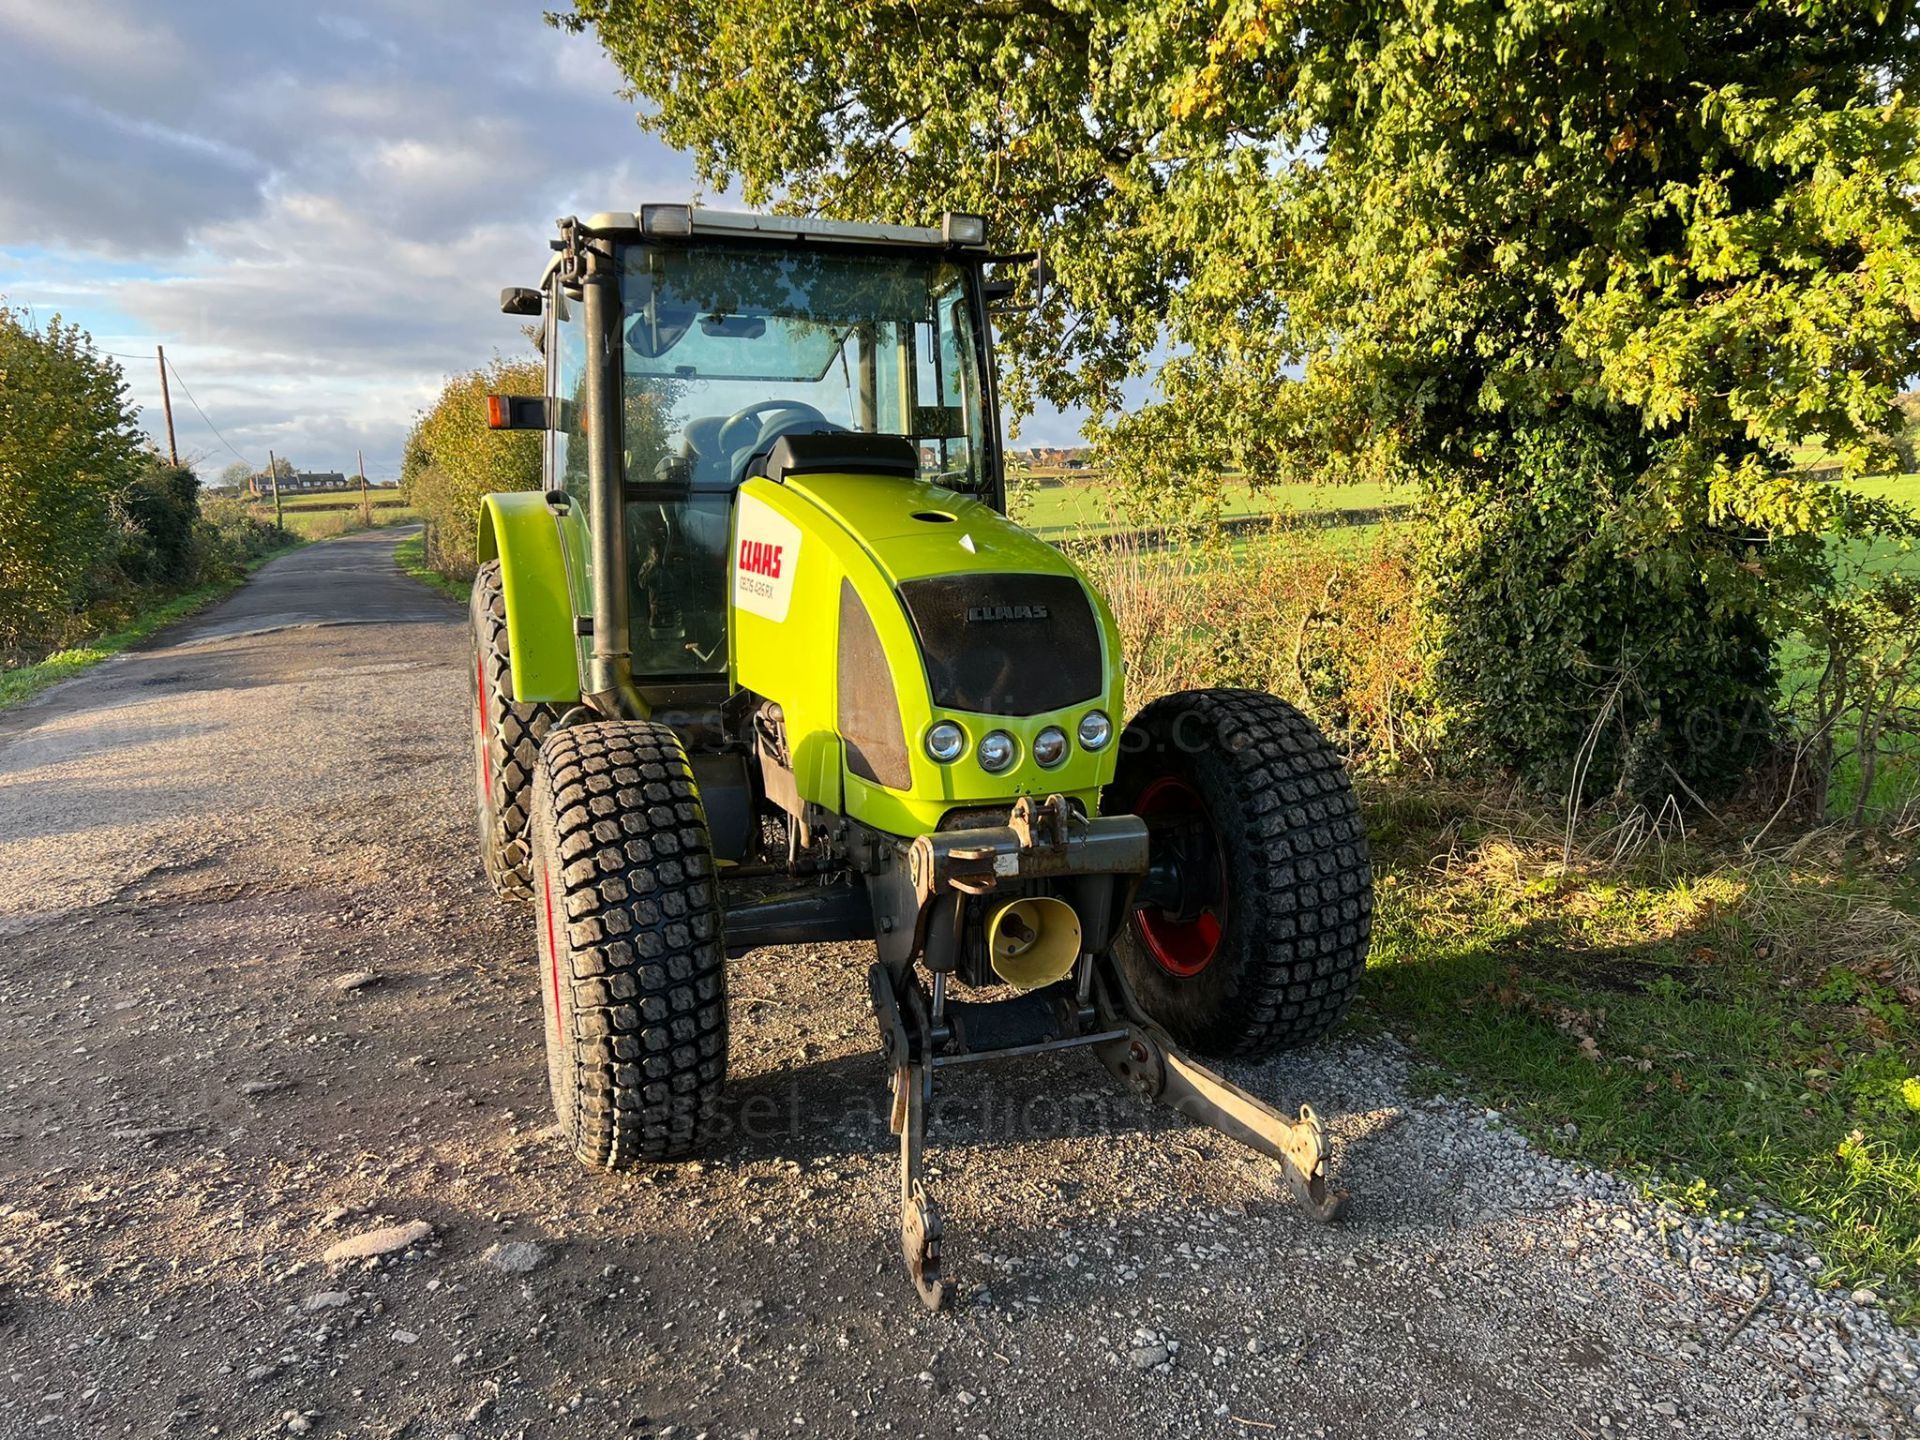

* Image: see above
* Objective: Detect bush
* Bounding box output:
[1414,422,1821,805]
[112,456,202,588]
[197,493,293,570]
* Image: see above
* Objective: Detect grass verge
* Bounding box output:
[1362,788,1920,1320]
[0,541,304,713]
[393,533,468,603]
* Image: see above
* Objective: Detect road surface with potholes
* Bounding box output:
[0,526,1915,1440]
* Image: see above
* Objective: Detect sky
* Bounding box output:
[0,0,1085,482]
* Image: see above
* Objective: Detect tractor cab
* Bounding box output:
[509,206,1007,698]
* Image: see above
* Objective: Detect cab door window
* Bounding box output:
[550,284,589,507]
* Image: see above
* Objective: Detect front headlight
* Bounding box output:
[1077,709,1112,751]
[925,721,966,763]
[1032,725,1069,768]
[977,730,1017,773]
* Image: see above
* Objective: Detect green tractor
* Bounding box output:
[474,205,1372,1308]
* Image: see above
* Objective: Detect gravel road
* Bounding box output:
[1,527,1915,1440]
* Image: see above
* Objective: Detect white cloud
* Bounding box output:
[0,0,188,75]
[0,1,1097,472]
[0,1,695,474]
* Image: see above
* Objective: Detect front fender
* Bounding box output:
[476,492,582,704]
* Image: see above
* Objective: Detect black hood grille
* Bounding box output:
[895,573,1103,716]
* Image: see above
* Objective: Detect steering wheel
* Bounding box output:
[716,400,829,456]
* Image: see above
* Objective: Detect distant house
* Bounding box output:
[1023,446,1089,470]
[246,469,353,496]
[286,471,349,493]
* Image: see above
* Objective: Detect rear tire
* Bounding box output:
[1105,688,1372,1059]
[471,560,556,899]
[530,720,729,1168]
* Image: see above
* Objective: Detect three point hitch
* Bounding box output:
[868,957,1348,1310]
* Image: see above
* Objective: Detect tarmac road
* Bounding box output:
[0,526,1913,1440]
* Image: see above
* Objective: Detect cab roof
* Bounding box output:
[578,205,990,252]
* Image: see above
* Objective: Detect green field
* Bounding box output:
[254,500,419,539]
[1021,467,1919,537]
[1015,473,1398,537]
[223,488,408,510]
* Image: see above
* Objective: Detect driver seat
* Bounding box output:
[729,410,848,487]
[680,416,730,489]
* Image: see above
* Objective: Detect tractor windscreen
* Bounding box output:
[617,243,991,494]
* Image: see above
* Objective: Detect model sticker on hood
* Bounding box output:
[733,492,802,623]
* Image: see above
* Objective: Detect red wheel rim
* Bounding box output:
[1131,775,1227,977]
[541,869,564,1043]
[475,653,494,790]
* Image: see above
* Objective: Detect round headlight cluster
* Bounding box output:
[923,711,1113,771]
[925,721,966,763]
[976,730,1018,773]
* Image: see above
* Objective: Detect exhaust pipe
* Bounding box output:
[985,896,1082,991]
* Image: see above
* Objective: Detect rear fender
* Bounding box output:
[476,493,582,704]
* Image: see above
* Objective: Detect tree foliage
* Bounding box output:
[0,308,282,661]
[115,455,203,589]
[0,306,144,653]
[401,358,544,575]
[564,0,1920,796]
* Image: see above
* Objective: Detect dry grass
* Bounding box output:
[1067,521,1424,766]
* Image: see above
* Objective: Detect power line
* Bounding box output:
[161,356,254,470]
[15,326,263,473]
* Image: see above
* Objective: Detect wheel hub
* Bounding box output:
[1130,775,1228,977]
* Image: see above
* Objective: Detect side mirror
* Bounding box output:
[983,253,1047,313]
[485,394,550,430]
[500,287,543,316]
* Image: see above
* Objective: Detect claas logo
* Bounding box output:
[738,539,784,579]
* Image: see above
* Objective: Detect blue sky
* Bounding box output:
[0,1,1085,480]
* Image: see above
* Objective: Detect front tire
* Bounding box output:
[1106,689,1372,1059]
[530,721,729,1168]
[471,560,555,899]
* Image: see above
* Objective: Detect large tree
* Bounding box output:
[0,306,144,655]
[563,0,1920,795]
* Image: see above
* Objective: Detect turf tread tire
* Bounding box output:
[471,561,557,899]
[1107,688,1372,1059]
[531,720,728,1168]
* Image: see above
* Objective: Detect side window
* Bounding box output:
[551,284,590,506]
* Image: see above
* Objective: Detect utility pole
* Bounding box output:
[267,448,285,531]
[156,346,178,466]
[357,449,370,527]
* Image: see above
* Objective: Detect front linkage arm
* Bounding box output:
[867,953,1349,1310]
[869,966,947,1309]
[1090,967,1349,1223]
